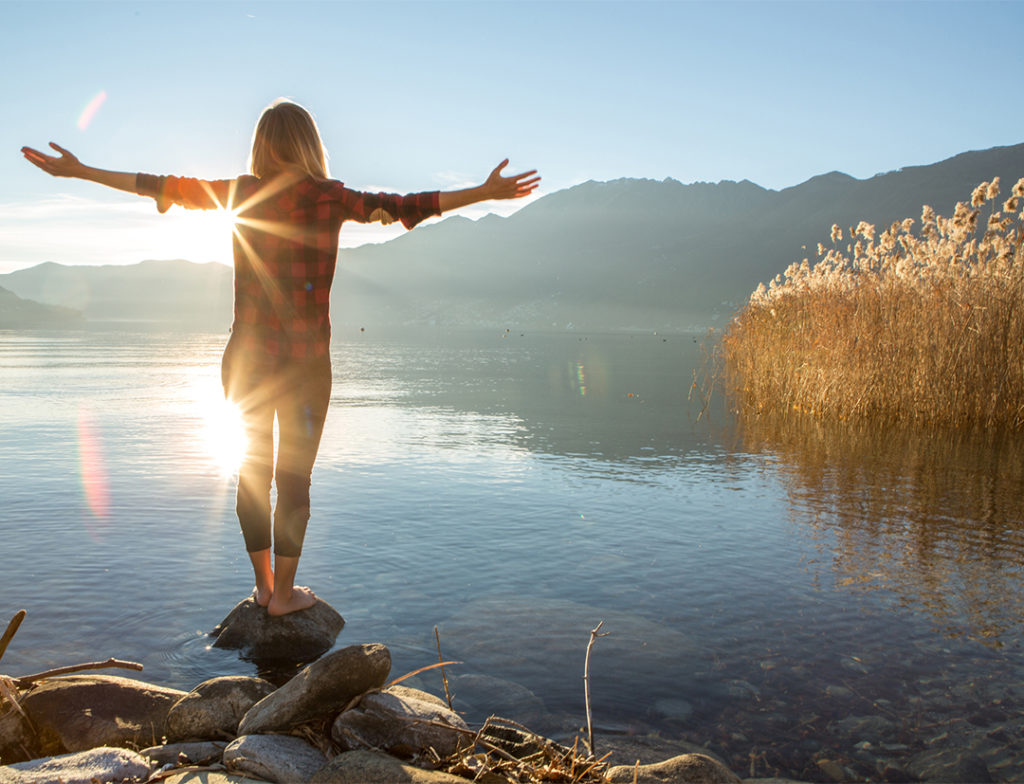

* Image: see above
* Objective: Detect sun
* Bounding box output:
[157,204,239,266]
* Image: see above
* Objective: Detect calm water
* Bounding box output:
[3,327,1024,779]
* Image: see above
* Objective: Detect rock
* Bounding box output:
[140,740,227,766]
[309,749,468,783]
[332,689,469,757]
[599,734,731,769]
[832,714,897,742]
[839,656,870,675]
[162,772,273,784]
[211,596,345,662]
[0,704,37,764]
[0,746,150,784]
[19,674,186,755]
[607,753,742,783]
[906,748,994,782]
[238,643,391,735]
[742,779,815,784]
[385,684,448,709]
[653,697,694,721]
[167,675,277,741]
[223,734,327,783]
[446,672,548,727]
[726,680,760,699]
[824,685,854,700]
[815,759,846,781]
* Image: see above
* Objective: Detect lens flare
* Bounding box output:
[77,407,110,525]
[201,396,247,477]
[77,90,107,131]
[575,362,587,396]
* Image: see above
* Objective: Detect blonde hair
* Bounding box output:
[249,99,329,179]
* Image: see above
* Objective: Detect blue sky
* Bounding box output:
[3,0,1023,273]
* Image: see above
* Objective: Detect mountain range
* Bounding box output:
[3,142,1023,332]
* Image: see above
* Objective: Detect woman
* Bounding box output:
[23,99,539,616]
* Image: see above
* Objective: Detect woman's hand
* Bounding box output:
[438,160,541,213]
[482,159,541,201]
[21,143,86,179]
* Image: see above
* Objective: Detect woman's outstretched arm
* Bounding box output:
[23,142,231,213]
[21,143,139,195]
[437,159,540,213]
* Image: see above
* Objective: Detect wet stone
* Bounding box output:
[906,747,994,783]
[652,697,694,721]
[211,596,345,662]
[824,684,854,700]
[839,656,870,675]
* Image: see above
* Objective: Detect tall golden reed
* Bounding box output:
[723,177,1024,429]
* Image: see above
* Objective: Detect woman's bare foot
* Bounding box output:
[249,549,274,607]
[253,585,273,608]
[267,585,317,616]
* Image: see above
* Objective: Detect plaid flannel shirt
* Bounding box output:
[136,172,440,359]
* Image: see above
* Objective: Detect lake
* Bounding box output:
[2,327,1024,780]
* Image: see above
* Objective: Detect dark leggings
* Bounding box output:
[228,353,332,557]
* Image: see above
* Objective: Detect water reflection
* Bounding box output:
[737,412,1024,646]
[329,330,717,477]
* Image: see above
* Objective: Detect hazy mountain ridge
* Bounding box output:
[0,285,83,328]
[0,259,233,330]
[3,142,1023,331]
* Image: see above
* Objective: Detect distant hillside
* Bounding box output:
[332,142,1024,330]
[3,143,1023,331]
[0,259,233,330]
[0,286,83,328]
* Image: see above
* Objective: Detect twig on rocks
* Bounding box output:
[0,675,28,719]
[434,625,454,712]
[584,621,609,759]
[0,609,26,666]
[384,659,461,691]
[15,657,143,688]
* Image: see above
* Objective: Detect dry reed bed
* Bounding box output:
[723,177,1024,429]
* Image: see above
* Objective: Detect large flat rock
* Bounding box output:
[0,746,151,784]
[19,674,186,755]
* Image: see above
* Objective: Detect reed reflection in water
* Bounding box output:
[737,412,1024,647]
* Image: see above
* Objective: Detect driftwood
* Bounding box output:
[0,610,26,666]
[15,657,144,689]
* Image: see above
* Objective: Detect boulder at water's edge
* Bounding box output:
[211,596,344,661]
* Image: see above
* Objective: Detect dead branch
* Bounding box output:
[384,659,461,691]
[584,621,609,759]
[0,610,26,666]
[15,657,143,688]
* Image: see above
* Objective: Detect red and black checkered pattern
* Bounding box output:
[136,172,440,358]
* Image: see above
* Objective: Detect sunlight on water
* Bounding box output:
[186,373,247,477]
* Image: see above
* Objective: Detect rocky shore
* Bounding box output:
[0,598,1008,783]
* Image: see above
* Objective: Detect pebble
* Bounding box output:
[653,697,694,721]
